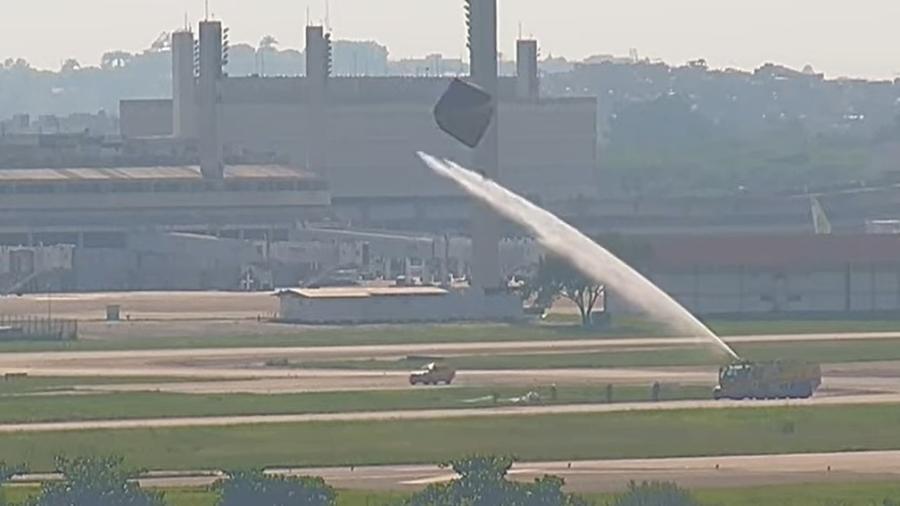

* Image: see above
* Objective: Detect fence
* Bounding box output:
[0,315,78,341]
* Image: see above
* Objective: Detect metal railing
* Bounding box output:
[0,315,78,341]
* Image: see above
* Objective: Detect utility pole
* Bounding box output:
[46,280,52,321]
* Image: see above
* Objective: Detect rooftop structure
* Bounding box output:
[119,19,598,210]
[279,286,448,299]
[0,164,328,243]
[276,285,521,324]
[0,164,321,183]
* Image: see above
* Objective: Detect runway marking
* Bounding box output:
[2,393,900,433]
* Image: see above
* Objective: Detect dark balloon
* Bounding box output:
[433,78,494,148]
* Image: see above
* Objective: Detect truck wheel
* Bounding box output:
[802,382,814,398]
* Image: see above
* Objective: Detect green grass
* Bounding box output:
[2,318,900,353]
[300,348,719,371]
[7,481,900,506]
[3,404,900,471]
[1,486,401,506]
[0,323,644,353]
[0,376,208,396]
[691,481,900,506]
[1,486,215,506]
[713,319,900,337]
[294,337,900,371]
[581,481,900,506]
[0,384,710,424]
[736,338,900,364]
[162,489,217,506]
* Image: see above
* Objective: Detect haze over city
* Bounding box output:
[6,0,900,78]
[6,2,900,505]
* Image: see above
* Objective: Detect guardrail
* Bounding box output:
[0,315,78,341]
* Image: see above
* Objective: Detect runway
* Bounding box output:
[4,331,900,376]
[1,331,898,432]
[265,450,900,491]
[2,391,899,434]
[1,331,899,394]
[2,326,900,494]
[14,451,900,492]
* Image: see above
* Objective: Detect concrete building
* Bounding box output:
[286,227,541,283]
[616,234,900,316]
[276,286,522,324]
[68,232,267,291]
[466,0,502,290]
[119,19,598,216]
[0,244,74,294]
[198,20,224,179]
[171,30,197,139]
[0,165,327,246]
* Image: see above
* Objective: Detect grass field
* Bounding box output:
[0,384,710,424]
[2,318,900,353]
[294,337,900,371]
[0,377,216,396]
[0,322,643,353]
[2,487,407,506]
[691,481,900,506]
[5,478,900,506]
[3,404,900,471]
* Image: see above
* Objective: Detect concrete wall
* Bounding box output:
[120,100,173,138]
[222,100,597,201]
[607,264,900,316]
[121,96,598,203]
[279,290,522,323]
[66,233,265,291]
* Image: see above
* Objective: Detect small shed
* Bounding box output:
[276,286,521,324]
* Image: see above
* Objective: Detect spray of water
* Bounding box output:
[418,152,741,361]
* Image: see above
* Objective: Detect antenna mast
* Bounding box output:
[204,0,209,20]
[325,0,331,31]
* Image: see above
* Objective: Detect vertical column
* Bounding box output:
[516,39,539,100]
[198,21,224,179]
[172,30,197,139]
[844,263,852,312]
[306,26,331,177]
[466,0,502,291]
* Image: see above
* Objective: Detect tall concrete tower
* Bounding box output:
[198,20,224,179]
[305,26,332,177]
[466,0,502,290]
[172,30,197,139]
[516,39,539,100]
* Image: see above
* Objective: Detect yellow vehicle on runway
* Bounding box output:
[714,360,821,400]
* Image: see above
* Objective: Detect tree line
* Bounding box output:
[0,455,703,506]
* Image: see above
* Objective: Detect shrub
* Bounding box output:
[608,481,699,506]
[29,456,163,506]
[0,462,27,506]
[406,455,588,506]
[217,469,335,506]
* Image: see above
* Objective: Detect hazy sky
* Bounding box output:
[6,0,900,78]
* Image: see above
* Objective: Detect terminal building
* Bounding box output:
[119,23,599,227]
[0,3,552,298]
